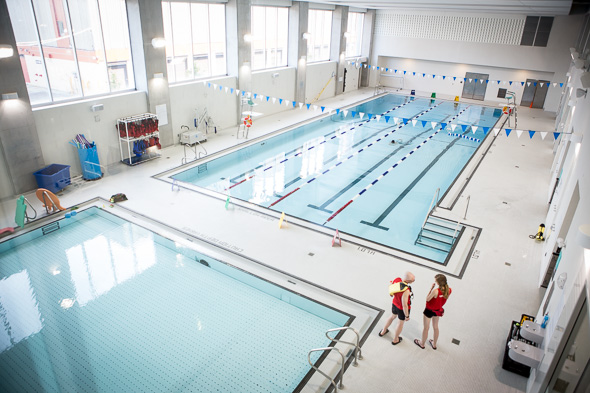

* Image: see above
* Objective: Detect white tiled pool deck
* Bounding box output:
[0,88,556,392]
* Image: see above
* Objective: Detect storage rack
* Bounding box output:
[117,113,161,165]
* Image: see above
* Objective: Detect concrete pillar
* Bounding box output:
[126,0,174,147]
[227,0,251,121]
[360,10,375,88]
[331,6,348,95]
[0,0,45,196]
[288,1,309,104]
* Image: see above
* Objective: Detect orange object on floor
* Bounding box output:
[36,188,66,213]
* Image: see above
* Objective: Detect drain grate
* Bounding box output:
[308,252,314,257]
[452,338,460,345]
[505,262,512,266]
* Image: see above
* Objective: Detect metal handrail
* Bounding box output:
[308,347,345,392]
[325,327,363,366]
[420,187,440,230]
[463,195,471,220]
[452,220,462,242]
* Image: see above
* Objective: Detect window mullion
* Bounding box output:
[207,6,212,77]
[166,2,176,82]
[95,0,111,92]
[28,0,54,102]
[188,5,194,80]
[63,0,83,97]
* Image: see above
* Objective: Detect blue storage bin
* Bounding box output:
[33,164,71,193]
[77,145,102,180]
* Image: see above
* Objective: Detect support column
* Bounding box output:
[0,0,44,196]
[330,6,348,96]
[288,1,309,104]
[360,10,376,88]
[227,0,251,122]
[126,0,174,147]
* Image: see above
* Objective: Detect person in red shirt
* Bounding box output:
[378,271,415,345]
[414,274,452,350]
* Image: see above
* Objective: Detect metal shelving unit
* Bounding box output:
[117,113,161,166]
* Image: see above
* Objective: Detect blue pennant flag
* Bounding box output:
[230,88,234,94]
[534,82,537,86]
[463,78,467,82]
[483,127,489,134]
[384,116,390,123]
[441,122,447,130]
[336,109,340,114]
[413,72,416,76]
[395,69,398,73]
[497,80,500,84]
[219,85,223,91]
[509,81,513,85]
[486,79,489,83]
[553,132,560,140]
[442,76,446,80]
[351,111,357,117]
[242,91,245,96]
[461,124,468,132]
[422,73,425,77]
[321,106,325,112]
[254,93,257,99]
[385,68,389,72]
[351,62,355,66]
[529,130,535,139]
[505,129,512,137]
[453,77,456,81]
[293,101,296,108]
[560,83,563,87]
[404,71,407,75]
[421,120,427,127]
[207,82,211,88]
[403,118,409,124]
[433,74,436,78]
[367,113,373,119]
[266,96,270,102]
[376,66,380,70]
[521,82,525,86]
[279,98,283,104]
[475,79,478,83]
[306,103,311,110]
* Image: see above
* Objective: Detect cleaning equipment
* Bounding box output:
[389,280,411,296]
[529,224,546,241]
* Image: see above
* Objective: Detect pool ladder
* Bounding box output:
[307,327,363,392]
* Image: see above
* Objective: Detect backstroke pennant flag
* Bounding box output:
[332,229,342,247]
[279,212,287,229]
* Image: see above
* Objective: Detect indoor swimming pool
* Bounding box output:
[171,94,502,263]
[0,205,372,393]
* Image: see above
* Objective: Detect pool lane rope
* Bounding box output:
[226,99,417,191]
[323,106,472,225]
[268,102,445,208]
[446,133,481,143]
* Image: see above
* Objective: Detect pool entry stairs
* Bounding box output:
[415,216,462,253]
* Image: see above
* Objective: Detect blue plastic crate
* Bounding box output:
[33,164,71,193]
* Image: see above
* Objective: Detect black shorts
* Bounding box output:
[392,304,409,320]
[423,308,443,318]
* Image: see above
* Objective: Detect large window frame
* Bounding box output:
[307,9,332,63]
[345,12,364,58]
[250,6,289,71]
[162,1,228,84]
[6,0,135,106]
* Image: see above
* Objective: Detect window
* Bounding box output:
[162,2,227,83]
[251,6,289,70]
[520,16,553,47]
[346,12,364,58]
[307,9,332,63]
[6,0,134,105]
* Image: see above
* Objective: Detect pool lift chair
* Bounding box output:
[180,125,208,164]
[15,195,37,227]
[505,90,518,128]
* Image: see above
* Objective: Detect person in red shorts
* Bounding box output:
[378,271,415,345]
[414,274,452,350]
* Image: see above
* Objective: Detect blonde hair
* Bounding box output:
[435,274,450,299]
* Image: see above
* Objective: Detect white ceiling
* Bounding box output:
[314,0,574,16]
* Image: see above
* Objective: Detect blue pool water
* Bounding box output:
[173,94,502,262]
[0,208,350,392]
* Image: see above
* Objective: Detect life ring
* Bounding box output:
[243,116,252,128]
[502,106,512,115]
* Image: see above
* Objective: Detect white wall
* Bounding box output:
[526,61,590,393]
[306,61,337,102]
[168,76,238,144]
[32,91,148,178]
[251,67,297,118]
[371,13,583,112]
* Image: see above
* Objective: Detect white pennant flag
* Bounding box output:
[359,112,365,119]
[260,95,265,101]
[451,124,457,131]
[540,83,544,87]
[236,89,240,96]
[203,81,207,86]
[285,100,290,107]
[225,87,229,93]
[516,130,523,138]
[213,84,218,89]
[392,117,398,124]
[480,79,484,83]
[469,78,472,82]
[503,81,507,85]
[472,126,478,133]
[431,121,438,129]
[527,82,531,86]
[343,110,348,116]
[540,132,547,140]
[553,82,557,87]
[272,97,276,104]
[494,128,500,136]
[412,119,418,127]
[364,64,367,68]
[375,115,381,122]
[299,102,303,109]
[313,105,318,111]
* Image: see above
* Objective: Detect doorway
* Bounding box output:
[521,79,550,108]
[462,72,489,100]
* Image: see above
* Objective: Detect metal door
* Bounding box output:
[461,72,478,99]
[520,79,537,107]
[472,73,489,100]
[532,80,550,108]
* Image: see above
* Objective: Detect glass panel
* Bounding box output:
[346,12,363,58]
[69,0,109,96]
[170,2,193,82]
[191,3,210,78]
[6,0,51,104]
[32,0,82,101]
[320,10,331,61]
[162,2,176,83]
[251,6,265,70]
[98,0,135,91]
[209,4,226,76]
[265,7,277,68]
[308,10,331,63]
[276,7,288,67]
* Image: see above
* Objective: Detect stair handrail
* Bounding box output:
[420,187,440,230]
[452,220,462,242]
[463,195,471,220]
[308,347,345,391]
[325,327,363,366]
